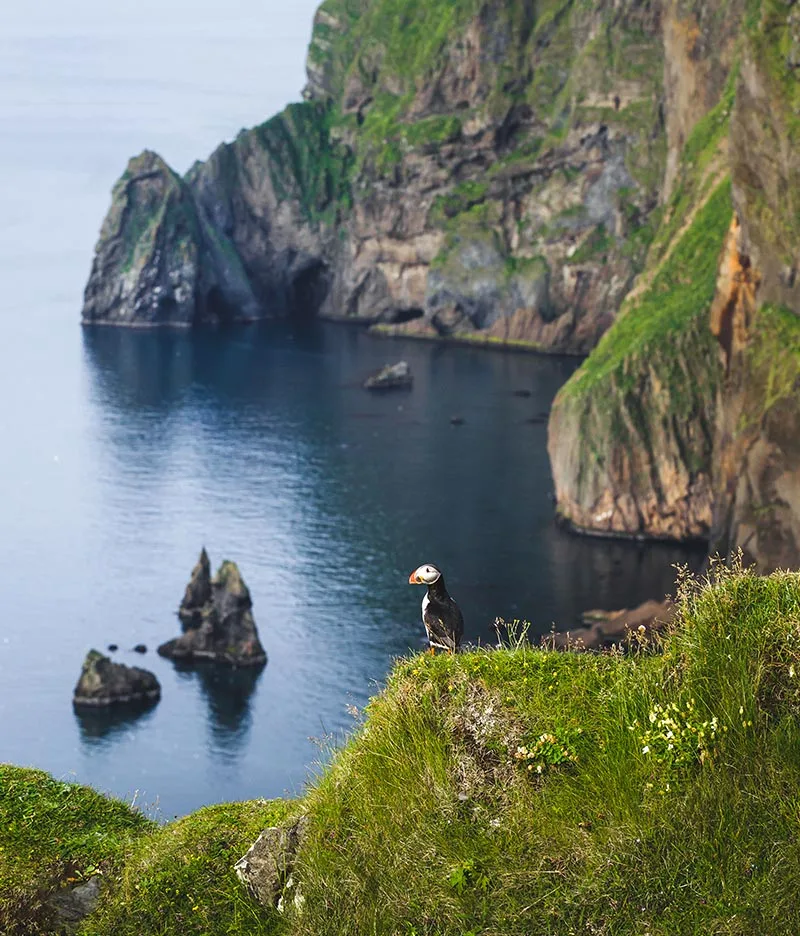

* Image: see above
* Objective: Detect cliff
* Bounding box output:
[3,565,800,934]
[84,0,669,352]
[549,0,800,566]
[82,0,800,567]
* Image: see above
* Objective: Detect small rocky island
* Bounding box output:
[158,550,267,667]
[363,360,413,391]
[73,650,161,708]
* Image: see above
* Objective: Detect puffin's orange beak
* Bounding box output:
[408,570,420,584]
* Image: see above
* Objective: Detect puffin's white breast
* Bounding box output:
[421,592,430,619]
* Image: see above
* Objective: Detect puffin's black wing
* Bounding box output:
[423,596,464,652]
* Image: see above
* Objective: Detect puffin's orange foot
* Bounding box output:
[428,646,436,657]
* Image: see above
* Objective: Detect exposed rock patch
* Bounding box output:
[158,555,267,666]
[234,816,308,908]
[73,650,160,708]
[48,876,103,933]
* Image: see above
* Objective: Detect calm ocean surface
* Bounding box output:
[0,1,705,818]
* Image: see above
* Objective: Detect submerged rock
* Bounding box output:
[73,650,160,708]
[158,557,267,667]
[363,360,413,391]
[234,816,308,908]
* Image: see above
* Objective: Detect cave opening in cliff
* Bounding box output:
[385,307,424,325]
[288,260,331,320]
[203,287,238,327]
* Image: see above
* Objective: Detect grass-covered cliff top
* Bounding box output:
[3,563,800,934]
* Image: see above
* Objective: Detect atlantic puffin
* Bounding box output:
[408,563,464,653]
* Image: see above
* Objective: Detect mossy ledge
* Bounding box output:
[4,564,800,934]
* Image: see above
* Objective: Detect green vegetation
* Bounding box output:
[253,102,354,225]
[649,67,736,265]
[5,565,800,933]
[85,800,289,936]
[0,768,288,936]
[562,178,731,408]
[566,223,613,264]
[0,766,151,934]
[741,0,800,260]
[290,561,800,934]
[741,302,800,429]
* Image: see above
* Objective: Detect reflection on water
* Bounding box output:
[172,660,264,761]
[75,699,160,744]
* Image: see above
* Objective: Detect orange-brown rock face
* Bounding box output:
[707,4,800,572]
[709,215,800,572]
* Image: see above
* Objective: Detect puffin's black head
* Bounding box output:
[408,563,442,586]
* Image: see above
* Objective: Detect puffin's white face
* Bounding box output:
[408,563,441,585]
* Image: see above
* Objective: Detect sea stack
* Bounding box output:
[158,553,267,667]
[73,650,161,708]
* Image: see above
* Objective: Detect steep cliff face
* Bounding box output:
[709,0,800,569]
[547,22,739,540]
[548,178,730,540]
[550,0,800,567]
[83,0,668,351]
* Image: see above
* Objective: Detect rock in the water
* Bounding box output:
[73,650,161,708]
[82,150,259,327]
[158,558,267,666]
[234,816,308,908]
[132,643,147,654]
[363,360,413,391]
[179,547,212,628]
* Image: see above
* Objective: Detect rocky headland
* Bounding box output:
[83,0,800,571]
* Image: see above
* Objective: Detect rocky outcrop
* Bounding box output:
[83,0,669,352]
[73,650,161,708]
[82,151,259,327]
[158,557,267,666]
[48,876,103,933]
[234,816,308,909]
[363,360,412,390]
[80,0,800,565]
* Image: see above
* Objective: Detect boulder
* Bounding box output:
[48,875,103,933]
[234,816,308,908]
[73,650,160,708]
[158,558,267,666]
[179,547,212,628]
[363,361,413,391]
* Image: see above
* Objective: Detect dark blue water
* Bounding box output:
[0,1,706,818]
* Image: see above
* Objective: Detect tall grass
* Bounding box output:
[3,563,800,934]
[291,561,800,935]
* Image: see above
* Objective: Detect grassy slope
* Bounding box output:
[0,766,152,935]
[0,770,288,936]
[292,564,800,935]
[3,566,800,934]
